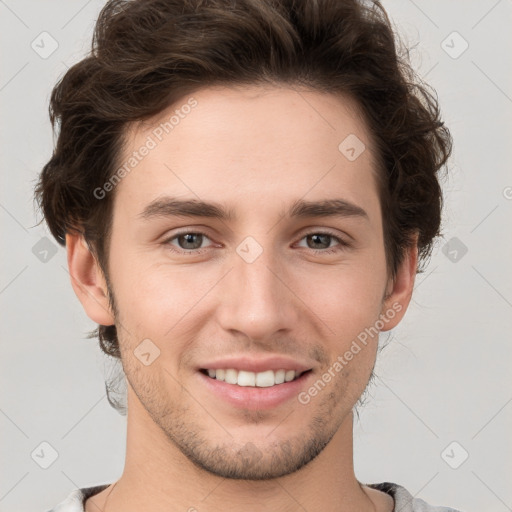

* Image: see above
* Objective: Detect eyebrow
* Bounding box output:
[139,196,369,222]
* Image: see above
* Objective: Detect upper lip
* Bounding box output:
[198,355,314,373]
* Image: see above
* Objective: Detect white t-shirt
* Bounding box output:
[46,482,463,511]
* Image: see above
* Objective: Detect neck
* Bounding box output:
[99,388,381,512]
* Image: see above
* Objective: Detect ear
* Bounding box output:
[379,233,418,331]
[65,233,115,326]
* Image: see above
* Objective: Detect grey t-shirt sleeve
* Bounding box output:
[46,484,110,512]
[367,482,464,512]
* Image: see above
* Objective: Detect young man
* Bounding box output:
[37,0,459,510]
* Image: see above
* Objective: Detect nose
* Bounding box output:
[215,242,300,344]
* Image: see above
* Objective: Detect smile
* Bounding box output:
[200,368,310,387]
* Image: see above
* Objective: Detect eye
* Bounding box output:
[296,232,350,254]
[164,231,213,254]
[162,230,350,256]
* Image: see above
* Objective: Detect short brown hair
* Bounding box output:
[35,0,452,405]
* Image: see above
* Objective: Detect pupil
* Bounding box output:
[310,234,329,249]
[180,233,202,249]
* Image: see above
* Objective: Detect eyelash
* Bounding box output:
[162,230,350,256]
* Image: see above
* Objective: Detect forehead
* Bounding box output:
[115,85,381,223]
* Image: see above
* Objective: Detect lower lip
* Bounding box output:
[197,370,313,410]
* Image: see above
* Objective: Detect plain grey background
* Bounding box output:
[1,1,511,511]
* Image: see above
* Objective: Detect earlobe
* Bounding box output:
[66,233,115,326]
[379,236,418,332]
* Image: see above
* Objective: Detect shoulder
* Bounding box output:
[367,482,464,512]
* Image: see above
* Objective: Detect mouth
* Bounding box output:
[197,366,314,410]
[199,368,312,387]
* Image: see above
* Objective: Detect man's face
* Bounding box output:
[103,85,398,479]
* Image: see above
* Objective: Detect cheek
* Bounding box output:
[110,255,215,339]
[294,263,387,337]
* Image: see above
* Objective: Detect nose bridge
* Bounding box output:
[217,236,298,339]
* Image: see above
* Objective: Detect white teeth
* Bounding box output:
[255,370,275,387]
[205,368,304,387]
[225,368,238,385]
[285,370,295,382]
[237,370,256,386]
[275,369,285,384]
